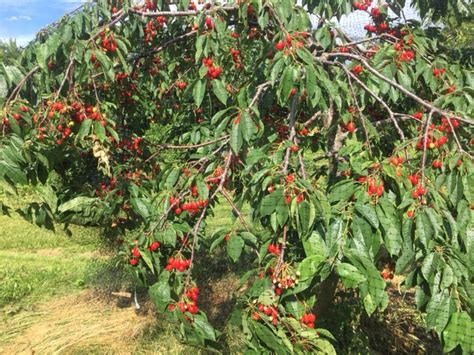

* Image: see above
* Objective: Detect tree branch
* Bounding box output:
[326,52,474,126]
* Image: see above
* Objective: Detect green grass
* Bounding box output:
[0,188,105,312]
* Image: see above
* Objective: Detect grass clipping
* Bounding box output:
[0,290,160,354]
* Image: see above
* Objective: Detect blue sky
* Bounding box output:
[0,0,86,45]
[0,1,418,46]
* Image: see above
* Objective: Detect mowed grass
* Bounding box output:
[0,188,105,312]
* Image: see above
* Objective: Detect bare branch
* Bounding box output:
[303,111,321,127]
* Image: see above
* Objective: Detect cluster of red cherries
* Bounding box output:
[203,57,223,80]
[169,286,200,315]
[253,304,279,325]
[300,313,317,328]
[165,255,192,272]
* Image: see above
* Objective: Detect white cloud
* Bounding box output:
[8,15,32,21]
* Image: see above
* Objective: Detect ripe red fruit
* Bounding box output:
[285,174,295,183]
[436,136,448,147]
[407,210,415,218]
[131,247,141,257]
[433,68,445,78]
[289,88,297,96]
[412,112,423,120]
[408,174,419,186]
[290,145,299,152]
[205,17,214,30]
[399,50,415,62]
[129,258,139,266]
[175,208,182,215]
[267,185,275,193]
[351,65,363,75]
[432,160,442,169]
[268,244,280,256]
[148,241,160,252]
[275,41,285,51]
[345,121,356,133]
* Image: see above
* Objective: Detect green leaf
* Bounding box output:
[415,211,433,249]
[93,121,107,142]
[253,323,282,351]
[194,315,217,341]
[260,189,284,216]
[0,75,7,98]
[193,79,206,107]
[426,290,451,334]
[279,66,295,101]
[149,275,171,311]
[211,79,228,105]
[337,263,367,288]
[227,235,244,262]
[443,312,474,353]
[240,111,255,142]
[355,203,379,229]
[35,44,49,71]
[230,122,243,153]
[297,200,315,233]
[131,198,150,220]
[58,196,97,213]
[75,119,93,144]
[298,254,324,281]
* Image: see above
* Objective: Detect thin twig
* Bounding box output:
[345,68,372,154]
[421,110,434,185]
[282,94,299,174]
[220,189,251,232]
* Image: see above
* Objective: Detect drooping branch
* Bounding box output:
[328,60,405,140]
[6,66,40,104]
[325,52,474,126]
[131,30,198,61]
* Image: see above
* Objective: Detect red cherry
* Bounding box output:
[131,247,141,258]
[129,258,139,266]
[432,160,442,169]
[275,41,285,51]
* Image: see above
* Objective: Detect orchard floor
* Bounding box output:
[0,189,442,354]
